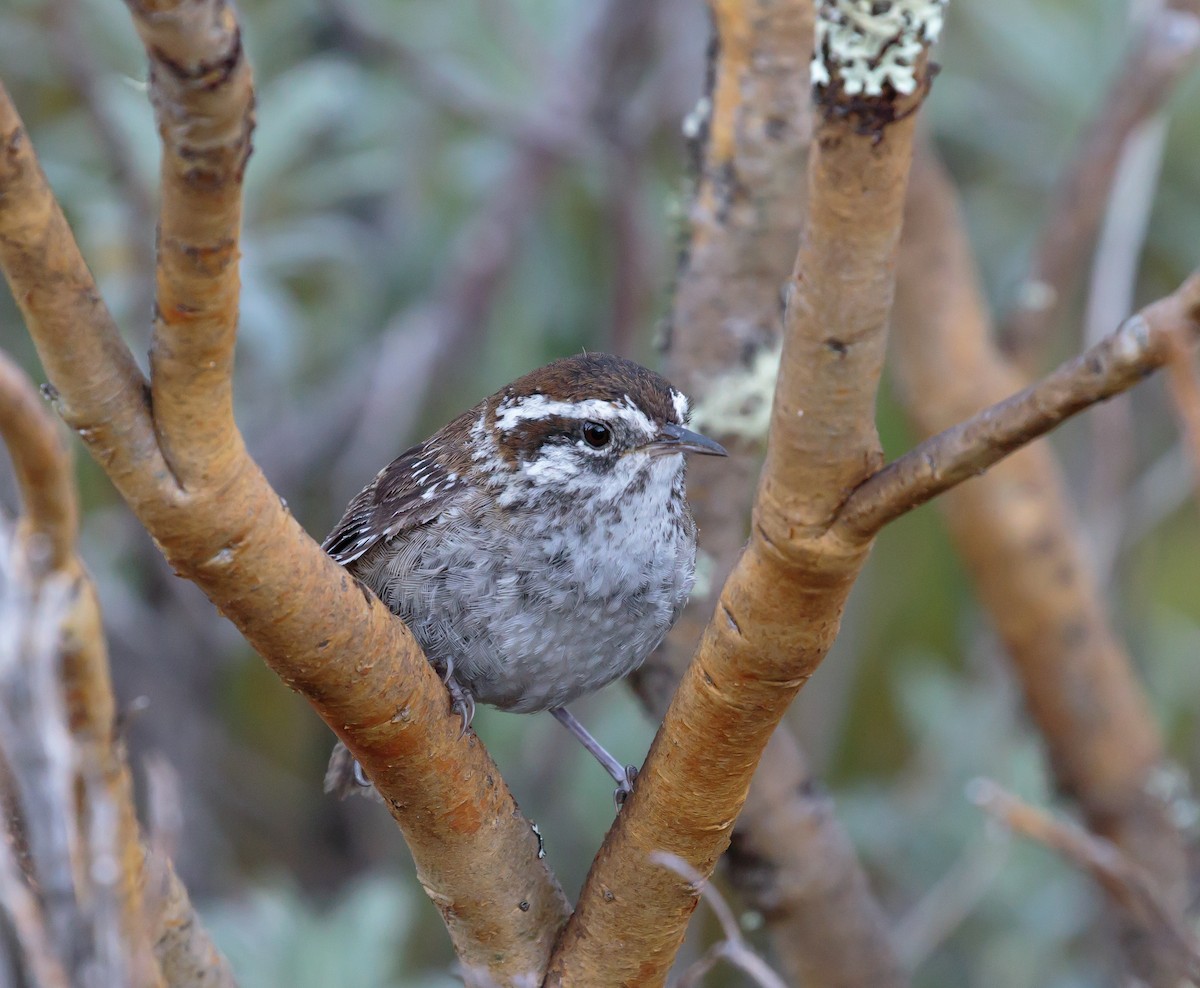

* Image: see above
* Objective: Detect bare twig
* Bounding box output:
[1000,4,1200,365]
[969,779,1200,983]
[143,848,239,988]
[840,271,1200,539]
[0,782,71,988]
[651,853,788,988]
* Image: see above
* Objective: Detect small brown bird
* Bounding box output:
[322,352,725,803]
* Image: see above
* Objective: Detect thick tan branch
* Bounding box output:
[126,0,255,485]
[1,16,568,981]
[546,5,940,981]
[838,267,1200,539]
[1000,4,1200,365]
[0,89,165,497]
[649,1,904,982]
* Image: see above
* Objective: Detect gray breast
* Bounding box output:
[352,481,697,714]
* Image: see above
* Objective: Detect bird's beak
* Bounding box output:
[649,422,728,457]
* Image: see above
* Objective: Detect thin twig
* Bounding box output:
[652,853,789,988]
[839,271,1200,539]
[969,778,1200,983]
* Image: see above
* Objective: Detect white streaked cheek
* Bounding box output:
[523,445,582,484]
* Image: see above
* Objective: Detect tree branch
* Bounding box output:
[0,355,76,573]
[0,3,569,977]
[838,266,1200,539]
[1163,332,1200,497]
[126,0,255,485]
[643,0,904,983]
[0,353,164,987]
[546,4,942,981]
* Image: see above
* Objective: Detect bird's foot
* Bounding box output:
[446,673,476,738]
[614,764,639,810]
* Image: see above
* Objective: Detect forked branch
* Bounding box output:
[546,3,943,982]
[0,0,568,977]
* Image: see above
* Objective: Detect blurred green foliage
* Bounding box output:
[2,0,1200,984]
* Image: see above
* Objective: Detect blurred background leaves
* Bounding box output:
[2,0,1199,983]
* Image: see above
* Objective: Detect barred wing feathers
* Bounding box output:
[322,441,464,566]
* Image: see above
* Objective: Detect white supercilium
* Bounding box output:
[493,394,656,437]
[812,0,947,97]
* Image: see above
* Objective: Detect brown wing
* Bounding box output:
[321,439,464,565]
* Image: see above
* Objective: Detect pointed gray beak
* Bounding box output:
[652,422,728,457]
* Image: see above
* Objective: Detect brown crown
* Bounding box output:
[490,353,683,424]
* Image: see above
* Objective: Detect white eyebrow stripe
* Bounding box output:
[670,389,689,423]
[494,394,655,435]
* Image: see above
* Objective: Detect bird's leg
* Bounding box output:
[550,707,638,807]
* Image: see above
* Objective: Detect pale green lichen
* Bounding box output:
[812,0,948,97]
[688,340,783,445]
[691,547,717,600]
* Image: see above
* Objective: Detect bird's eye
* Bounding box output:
[581,421,611,449]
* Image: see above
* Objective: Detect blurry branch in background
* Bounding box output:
[1163,334,1200,497]
[999,1,1200,369]
[45,0,157,339]
[0,352,234,988]
[318,0,535,140]
[893,836,1008,971]
[1079,23,1173,582]
[638,0,907,982]
[969,779,1200,984]
[0,0,570,977]
[885,145,1194,985]
[651,853,788,988]
[328,0,667,494]
[547,3,942,981]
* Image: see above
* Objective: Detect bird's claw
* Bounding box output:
[613,764,639,810]
[445,674,475,738]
